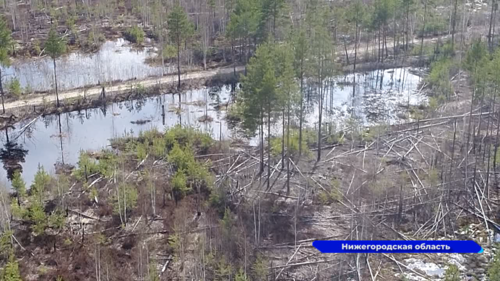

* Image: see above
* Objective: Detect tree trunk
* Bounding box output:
[451,0,459,51]
[260,105,264,173]
[53,58,60,107]
[354,22,358,73]
[0,69,5,114]
[353,23,359,97]
[494,99,500,182]
[281,109,285,169]
[420,0,428,58]
[267,105,271,190]
[343,38,349,65]
[317,60,324,162]
[406,3,410,51]
[58,114,65,165]
[298,69,304,157]
[177,41,181,89]
[232,38,236,79]
[286,93,291,195]
[488,0,496,50]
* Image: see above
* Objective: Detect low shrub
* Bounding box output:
[124,26,145,44]
[7,77,21,98]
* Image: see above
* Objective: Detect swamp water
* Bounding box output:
[2,39,171,92]
[0,67,425,186]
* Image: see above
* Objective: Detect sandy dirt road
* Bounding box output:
[3,66,245,111]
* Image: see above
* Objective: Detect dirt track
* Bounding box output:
[3,66,244,111]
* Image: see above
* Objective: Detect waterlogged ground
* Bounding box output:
[2,39,170,92]
[0,67,425,186]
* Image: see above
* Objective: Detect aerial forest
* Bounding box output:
[0,0,498,280]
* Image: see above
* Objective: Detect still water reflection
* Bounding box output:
[0,67,425,186]
[3,39,170,92]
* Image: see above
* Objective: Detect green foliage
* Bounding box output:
[235,268,246,281]
[124,26,145,44]
[45,27,67,59]
[427,96,440,111]
[371,0,395,31]
[148,258,160,281]
[0,230,12,256]
[270,129,311,158]
[488,49,500,86]
[220,208,234,236]
[1,253,22,281]
[49,210,66,230]
[225,103,243,123]
[31,39,41,56]
[168,143,193,171]
[465,39,488,74]
[136,142,148,160]
[215,256,233,280]
[0,17,12,67]
[66,16,76,33]
[11,171,26,198]
[167,137,213,201]
[10,199,27,220]
[168,5,194,47]
[74,153,99,180]
[226,0,261,44]
[417,11,447,37]
[73,150,117,180]
[317,182,342,205]
[489,245,500,280]
[164,125,213,152]
[292,28,309,79]
[134,83,146,94]
[151,135,166,158]
[168,233,180,254]
[162,45,177,60]
[239,42,297,136]
[30,202,47,235]
[7,78,21,98]
[171,170,189,199]
[426,58,454,101]
[252,254,268,280]
[31,166,51,204]
[63,237,72,246]
[258,0,287,41]
[444,264,460,281]
[209,181,230,215]
[111,183,138,216]
[88,186,98,202]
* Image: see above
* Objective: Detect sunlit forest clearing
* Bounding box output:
[0,0,498,280]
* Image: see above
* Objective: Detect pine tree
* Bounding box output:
[309,8,336,161]
[11,171,26,199]
[1,253,22,281]
[227,0,261,66]
[259,0,286,41]
[346,0,366,74]
[0,18,12,114]
[168,5,194,90]
[45,27,67,107]
[239,43,277,173]
[292,29,309,158]
[239,41,296,188]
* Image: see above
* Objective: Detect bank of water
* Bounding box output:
[0,67,425,186]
